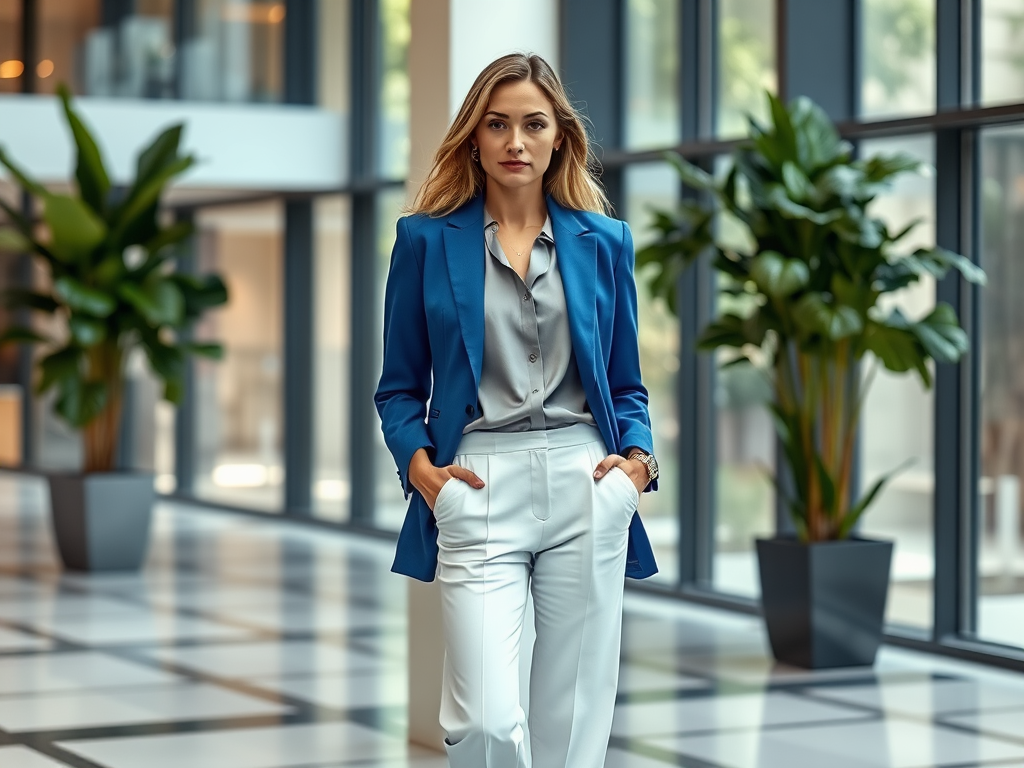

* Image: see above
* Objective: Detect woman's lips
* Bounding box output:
[499,161,529,171]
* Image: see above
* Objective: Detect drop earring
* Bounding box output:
[471,145,480,162]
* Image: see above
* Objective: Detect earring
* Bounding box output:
[471,145,480,162]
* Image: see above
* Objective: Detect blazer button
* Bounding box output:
[465,404,475,416]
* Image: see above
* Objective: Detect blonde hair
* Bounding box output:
[410,53,610,216]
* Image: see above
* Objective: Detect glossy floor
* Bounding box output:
[1,474,1022,768]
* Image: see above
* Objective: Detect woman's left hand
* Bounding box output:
[593,454,647,495]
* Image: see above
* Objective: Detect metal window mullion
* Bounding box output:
[173,211,197,495]
[348,0,382,525]
[932,0,975,641]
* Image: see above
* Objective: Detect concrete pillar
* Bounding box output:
[404,0,558,751]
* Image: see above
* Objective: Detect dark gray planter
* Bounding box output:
[47,473,154,572]
[756,536,893,669]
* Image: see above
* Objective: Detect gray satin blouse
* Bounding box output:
[464,210,595,434]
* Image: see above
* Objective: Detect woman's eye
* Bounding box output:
[488,120,506,130]
[527,122,547,131]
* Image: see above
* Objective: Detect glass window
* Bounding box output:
[625,0,680,149]
[716,0,776,138]
[981,0,1024,106]
[976,125,1024,650]
[180,0,285,103]
[313,195,352,522]
[192,200,285,512]
[379,0,410,179]
[858,135,937,631]
[860,0,935,119]
[0,0,22,94]
[625,163,681,585]
[37,0,102,96]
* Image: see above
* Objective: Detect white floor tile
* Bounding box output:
[616,664,711,695]
[611,690,868,737]
[0,625,52,651]
[943,708,1024,742]
[0,651,181,696]
[137,640,387,678]
[58,722,411,768]
[652,718,1024,768]
[250,670,408,709]
[0,746,72,767]
[806,678,1024,716]
[604,747,694,767]
[23,613,257,645]
[0,682,292,732]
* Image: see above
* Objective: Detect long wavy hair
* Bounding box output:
[410,53,610,216]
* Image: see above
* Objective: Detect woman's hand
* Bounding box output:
[408,448,485,511]
[593,454,647,495]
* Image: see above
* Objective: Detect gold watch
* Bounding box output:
[627,451,659,484]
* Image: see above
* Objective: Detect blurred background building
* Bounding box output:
[1,0,1022,666]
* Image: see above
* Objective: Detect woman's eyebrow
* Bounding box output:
[484,110,550,119]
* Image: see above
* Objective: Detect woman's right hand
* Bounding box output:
[408,448,485,511]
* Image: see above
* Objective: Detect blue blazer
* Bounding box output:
[375,194,659,582]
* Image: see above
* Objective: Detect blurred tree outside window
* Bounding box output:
[716,0,776,138]
[860,0,935,118]
[982,0,1024,106]
[380,0,410,179]
[625,0,680,149]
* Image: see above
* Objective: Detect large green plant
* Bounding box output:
[637,93,985,542]
[0,86,227,473]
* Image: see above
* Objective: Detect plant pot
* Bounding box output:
[756,536,893,669]
[47,472,155,572]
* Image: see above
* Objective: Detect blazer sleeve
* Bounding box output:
[608,220,658,491]
[374,216,435,497]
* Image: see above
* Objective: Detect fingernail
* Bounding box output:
[593,470,602,479]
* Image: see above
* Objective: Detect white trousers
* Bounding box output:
[433,424,636,768]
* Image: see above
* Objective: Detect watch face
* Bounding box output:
[648,454,659,480]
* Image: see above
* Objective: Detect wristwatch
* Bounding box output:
[627,450,659,484]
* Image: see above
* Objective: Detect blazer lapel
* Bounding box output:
[443,196,486,387]
[548,197,597,380]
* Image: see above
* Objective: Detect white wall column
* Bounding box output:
[404,0,558,750]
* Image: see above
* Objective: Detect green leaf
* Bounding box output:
[55,379,108,429]
[171,273,229,320]
[793,294,863,340]
[914,246,987,285]
[912,303,968,363]
[57,84,111,215]
[143,340,185,382]
[118,278,184,326]
[142,220,193,257]
[111,156,194,246]
[814,452,837,518]
[68,315,107,346]
[666,152,716,191]
[782,161,814,201]
[0,227,34,253]
[183,342,224,360]
[43,194,108,262]
[37,347,82,394]
[864,321,924,376]
[750,250,810,298]
[0,145,48,197]
[136,124,184,188]
[0,326,50,346]
[53,276,117,317]
[769,92,798,166]
[0,288,59,313]
[839,459,915,538]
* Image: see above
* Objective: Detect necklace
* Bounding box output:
[496,222,544,259]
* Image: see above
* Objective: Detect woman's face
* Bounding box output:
[472,79,563,193]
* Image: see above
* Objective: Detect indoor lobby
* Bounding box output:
[1,0,1024,766]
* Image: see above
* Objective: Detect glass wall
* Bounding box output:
[858,135,937,631]
[977,125,1024,650]
[624,0,680,149]
[982,0,1024,106]
[192,200,285,512]
[624,163,681,585]
[859,0,935,118]
[716,0,776,137]
[380,0,410,179]
[313,196,352,522]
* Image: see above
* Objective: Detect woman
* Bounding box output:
[375,53,658,768]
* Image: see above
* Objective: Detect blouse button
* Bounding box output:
[465,404,475,416]
[529,353,538,363]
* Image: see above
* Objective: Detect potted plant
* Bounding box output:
[0,85,228,572]
[636,93,985,668]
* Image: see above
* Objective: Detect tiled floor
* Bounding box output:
[1,473,1023,767]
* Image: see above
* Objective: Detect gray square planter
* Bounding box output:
[47,473,155,572]
[756,536,893,668]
